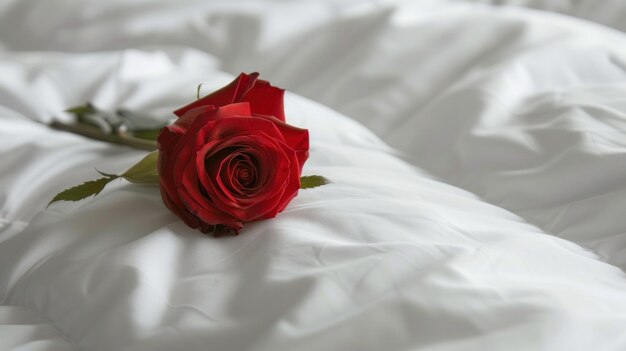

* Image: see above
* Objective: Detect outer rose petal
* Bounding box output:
[173,72,259,117]
[170,105,215,133]
[160,187,201,230]
[254,114,309,170]
[173,72,285,121]
[157,127,200,228]
[173,102,251,137]
[251,137,302,220]
[242,80,285,122]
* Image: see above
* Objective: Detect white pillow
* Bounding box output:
[1,50,626,351]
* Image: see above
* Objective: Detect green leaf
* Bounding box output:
[65,103,96,116]
[300,175,330,189]
[122,151,160,184]
[48,176,118,206]
[131,129,162,141]
[48,151,160,206]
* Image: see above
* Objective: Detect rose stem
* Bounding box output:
[48,121,158,151]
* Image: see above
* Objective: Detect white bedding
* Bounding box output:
[1,1,626,350]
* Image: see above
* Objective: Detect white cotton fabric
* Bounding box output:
[1,1,626,350]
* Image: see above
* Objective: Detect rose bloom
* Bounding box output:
[157,73,309,234]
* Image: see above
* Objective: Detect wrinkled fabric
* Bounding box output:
[1,1,626,350]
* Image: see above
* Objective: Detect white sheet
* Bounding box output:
[1,1,626,350]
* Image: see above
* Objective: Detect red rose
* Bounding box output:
[157,73,309,234]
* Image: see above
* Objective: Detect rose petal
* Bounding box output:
[196,131,292,221]
[157,127,203,229]
[170,105,216,133]
[178,148,238,225]
[173,72,259,117]
[241,79,285,121]
[226,139,292,221]
[159,186,200,230]
[255,138,301,219]
[198,136,273,210]
[253,114,309,164]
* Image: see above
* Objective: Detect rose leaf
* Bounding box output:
[48,176,118,206]
[122,150,160,185]
[300,175,330,189]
